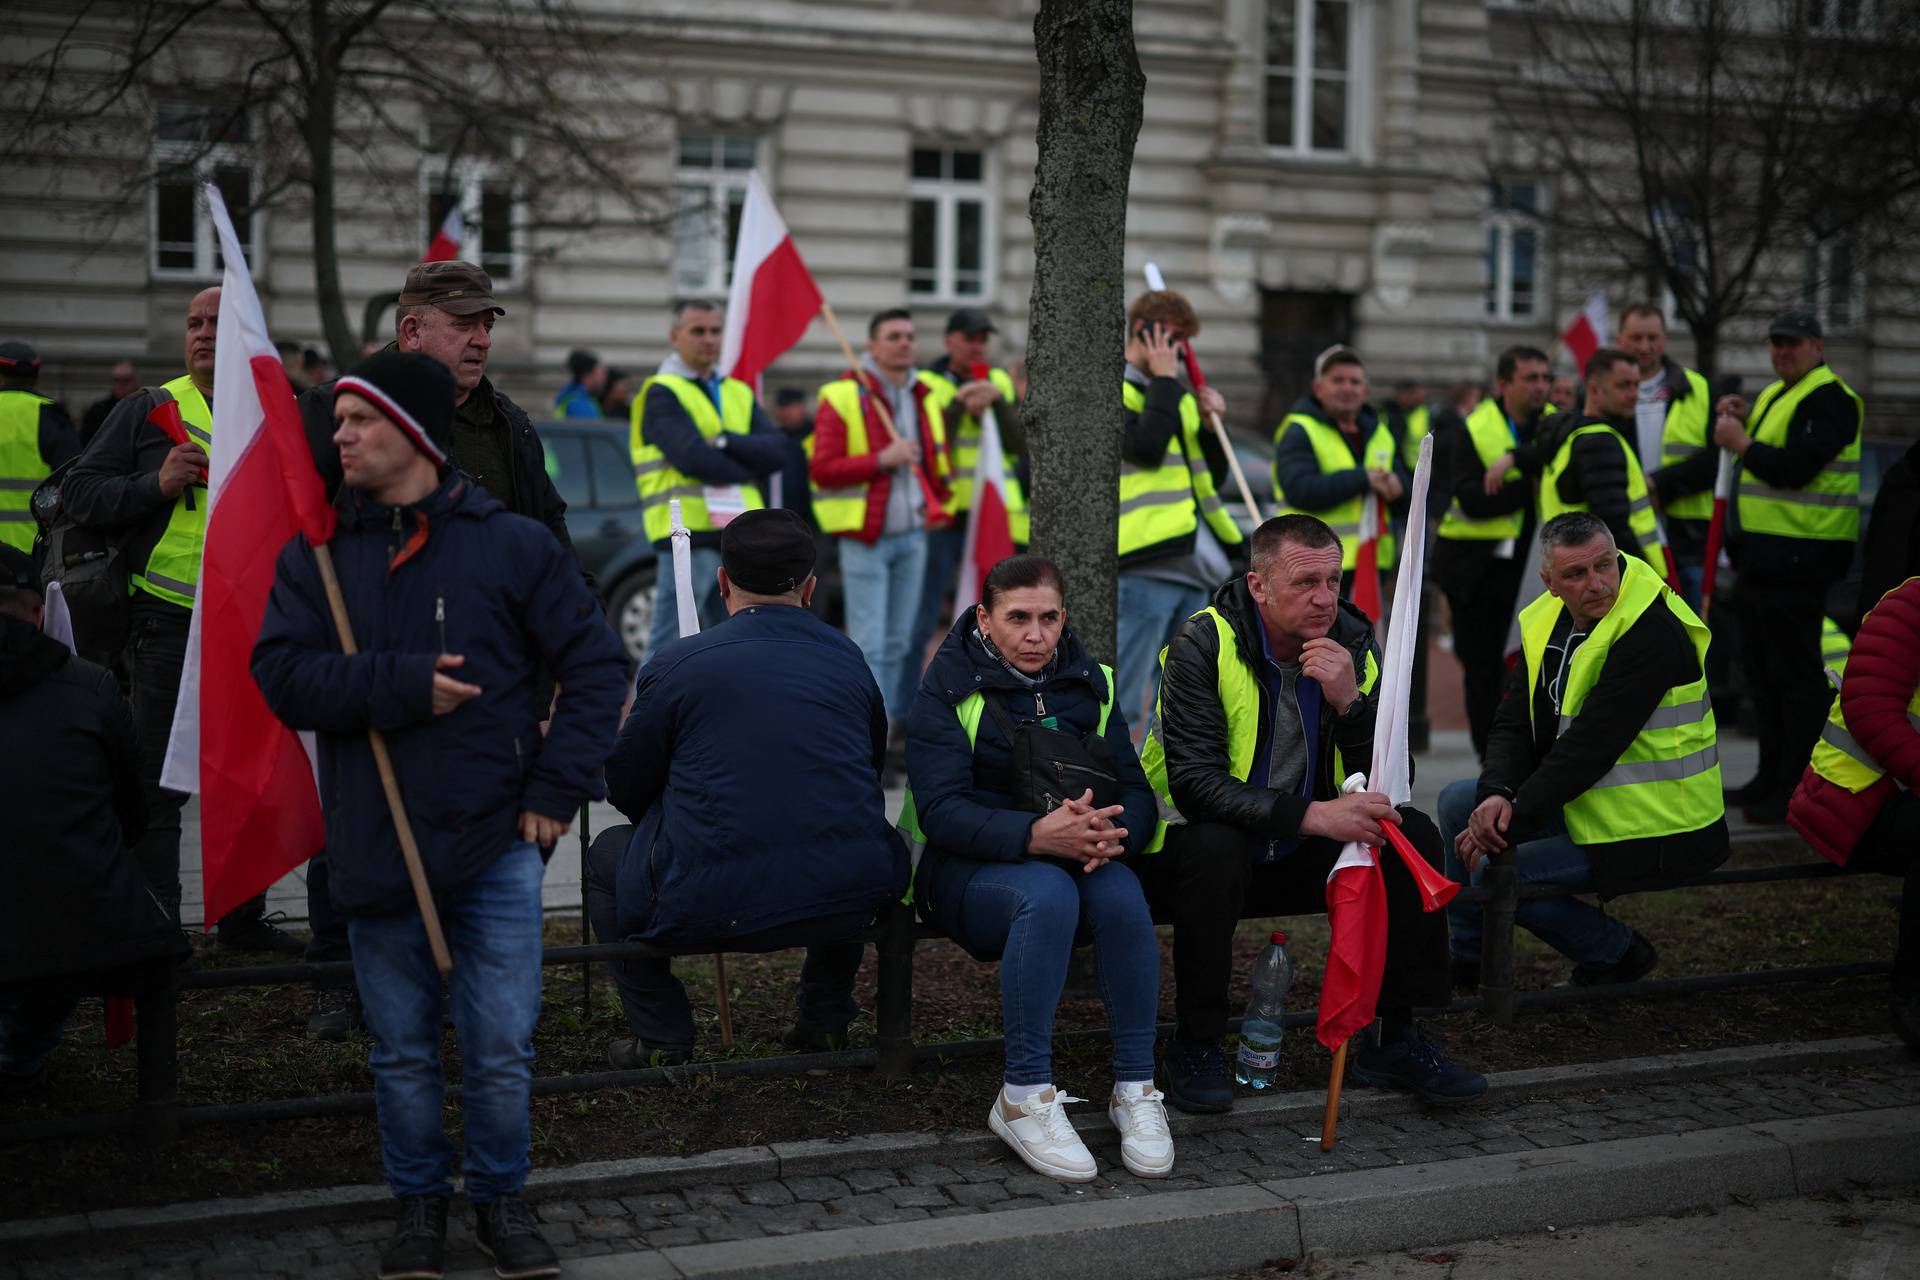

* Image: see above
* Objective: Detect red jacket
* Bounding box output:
[1788,577,1920,864]
[809,370,952,545]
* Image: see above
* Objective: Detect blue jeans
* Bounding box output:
[644,544,725,667]
[840,530,928,721]
[1673,557,1705,614]
[1437,779,1631,968]
[1115,575,1208,727]
[897,524,968,713]
[348,842,546,1204]
[952,859,1159,1086]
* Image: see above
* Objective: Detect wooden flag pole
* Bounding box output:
[1321,1039,1349,1150]
[819,301,904,442]
[311,543,453,976]
[1202,403,1265,526]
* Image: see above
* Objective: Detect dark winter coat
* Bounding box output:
[1478,571,1729,896]
[1532,413,1662,569]
[1790,577,1920,865]
[905,613,1156,938]
[1430,400,1545,598]
[605,602,908,944]
[1270,395,1407,516]
[251,474,627,917]
[1853,441,1920,628]
[1153,577,1382,839]
[1118,371,1233,570]
[61,385,198,620]
[632,379,790,549]
[1729,370,1863,585]
[0,615,184,990]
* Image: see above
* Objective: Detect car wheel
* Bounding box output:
[608,568,657,667]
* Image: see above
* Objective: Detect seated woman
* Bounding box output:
[905,554,1171,1182]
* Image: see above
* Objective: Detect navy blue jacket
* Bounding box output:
[637,381,791,549]
[1272,395,1407,513]
[252,474,627,917]
[905,613,1157,940]
[605,602,907,943]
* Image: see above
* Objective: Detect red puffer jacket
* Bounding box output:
[1788,577,1920,864]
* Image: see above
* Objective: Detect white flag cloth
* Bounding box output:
[41,580,76,653]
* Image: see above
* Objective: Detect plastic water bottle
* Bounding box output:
[1234,931,1293,1089]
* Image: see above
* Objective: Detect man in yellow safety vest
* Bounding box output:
[1270,345,1407,589]
[1616,303,1715,607]
[0,341,80,553]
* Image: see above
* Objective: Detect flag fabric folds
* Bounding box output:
[1558,290,1610,369]
[1350,492,1383,623]
[719,171,823,387]
[954,362,1018,607]
[424,205,464,263]
[160,184,335,928]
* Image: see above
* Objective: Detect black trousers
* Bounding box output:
[1134,807,1452,1043]
[1441,556,1525,761]
[582,826,867,1049]
[304,852,353,984]
[1732,576,1830,797]
[1851,792,1920,993]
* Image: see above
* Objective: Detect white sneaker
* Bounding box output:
[988,1087,1098,1182]
[1108,1082,1175,1177]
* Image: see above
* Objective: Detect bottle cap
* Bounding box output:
[1270,931,1288,946]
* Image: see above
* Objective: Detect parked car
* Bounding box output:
[535,418,656,664]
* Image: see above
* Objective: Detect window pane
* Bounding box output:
[1310,78,1347,151]
[721,135,756,171]
[480,184,512,278]
[952,150,983,182]
[955,199,982,275]
[214,166,251,268]
[1485,226,1501,317]
[909,197,938,294]
[1267,0,1297,71]
[1313,0,1349,72]
[1802,244,1822,311]
[723,187,746,285]
[590,438,639,507]
[911,148,942,180]
[1511,228,1537,319]
[1509,184,1537,215]
[157,102,247,145]
[1265,73,1296,147]
[543,436,591,510]
[678,132,716,170]
[673,184,716,291]
[156,176,197,271]
[1829,241,1855,324]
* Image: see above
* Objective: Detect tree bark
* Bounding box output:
[305,2,357,368]
[1025,0,1144,666]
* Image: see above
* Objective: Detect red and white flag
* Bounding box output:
[1317,433,1459,1051]
[1350,493,1383,623]
[954,363,1018,606]
[160,184,335,928]
[423,204,464,263]
[1558,290,1610,369]
[720,171,823,386]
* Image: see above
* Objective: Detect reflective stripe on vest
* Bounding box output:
[1271,414,1398,571]
[810,376,951,537]
[1139,608,1380,852]
[1539,421,1667,560]
[1736,366,1864,542]
[630,374,765,543]
[1437,398,1527,541]
[130,375,211,608]
[897,665,1116,903]
[1518,555,1722,842]
[1657,367,1715,521]
[0,388,53,553]
[1810,577,1920,794]
[1822,616,1852,682]
[935,367,1017,512]
[1119,381,1244,558]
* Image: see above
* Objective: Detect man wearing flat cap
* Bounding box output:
[0,341,81,553]
[1711,310,1866,824]
[587,506,910,1067]
[253,349,626,1280]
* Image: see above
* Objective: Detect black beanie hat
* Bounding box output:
[334,350,455,466]
[721,508,817,595]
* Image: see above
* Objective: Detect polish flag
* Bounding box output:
[424,204,464,263]
[1350,493,1383,623]
[1558,290,1610,369]
[720,171,823,386]
[954,363,1018,606]
[160,185,334,928]
[1317,433,1459,1051]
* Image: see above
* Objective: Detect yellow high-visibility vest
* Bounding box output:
[809,374,951,536]
[1809,579,1918,795]
[0,388,54,553]
[1271,413,1399,570]
[130,375,212,608]
[1539,420,1667,563]
[1119,381,1244,559]
[1436,398,1534,542]
[630,374,765,543]
[1736,366,1863,542]
[1656,367,1714,521]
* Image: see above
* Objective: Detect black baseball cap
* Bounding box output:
[0,341,40,373]
[0,543,39,595]
[945,307,996,336]
[721,508,817,595]
[1768,310,1823,341]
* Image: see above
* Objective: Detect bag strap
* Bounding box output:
[977,687,1024,745]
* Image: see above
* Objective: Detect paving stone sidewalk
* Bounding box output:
[10,1052,1917,1280]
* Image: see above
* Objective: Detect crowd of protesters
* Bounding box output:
[1,260,1913,1280]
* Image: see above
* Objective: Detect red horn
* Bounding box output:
[1382,823,1460,912]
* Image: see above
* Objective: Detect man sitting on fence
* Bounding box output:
[1439,512,1729,989]
[0,543,185,1091]
[1134,514,1484,1113]
[587,507,910,1068]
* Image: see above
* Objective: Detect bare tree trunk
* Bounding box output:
[305,3,357,368]
[1025,0,1144,665]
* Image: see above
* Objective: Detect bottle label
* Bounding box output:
[1236,1043,1280,1070]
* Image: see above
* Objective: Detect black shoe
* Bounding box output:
[1159,1038,1234,1114]
[475,1195,560,1279]
[606,1037,691,1070]
[1742,797,1791,826]
[1891,990,1920,1052]
[308,986,364,1040]
[1351,1023,1488,1106]
[1450,956,1482,989]
[780,1022,850,1053]
[1570,930,1659,987]
[378,1195,448,1280]
[217,911,306,957]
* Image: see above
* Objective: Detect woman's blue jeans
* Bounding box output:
[952,857,1159,1086]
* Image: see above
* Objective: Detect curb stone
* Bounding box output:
[0,1034,1903,1250]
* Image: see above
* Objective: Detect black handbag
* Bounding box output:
[976,690,1119,816]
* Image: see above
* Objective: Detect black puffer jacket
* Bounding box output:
[1155,576,1382,838]
[1532,413,1661,569]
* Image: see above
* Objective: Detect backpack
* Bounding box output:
[32,457,131,661]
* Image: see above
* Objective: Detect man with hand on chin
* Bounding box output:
[253,350,626,1280]
[1135,514,1482,1115]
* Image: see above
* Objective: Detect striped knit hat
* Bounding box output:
[334,350,454,466]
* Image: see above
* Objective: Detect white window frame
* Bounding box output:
[1262,0,1373,159]
[420,157,522,286]
[1484,182,1543,323]
[907,146,994,305]
[1803,235,1866,332]
[673,131,757,297]
[150,108,258,280]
